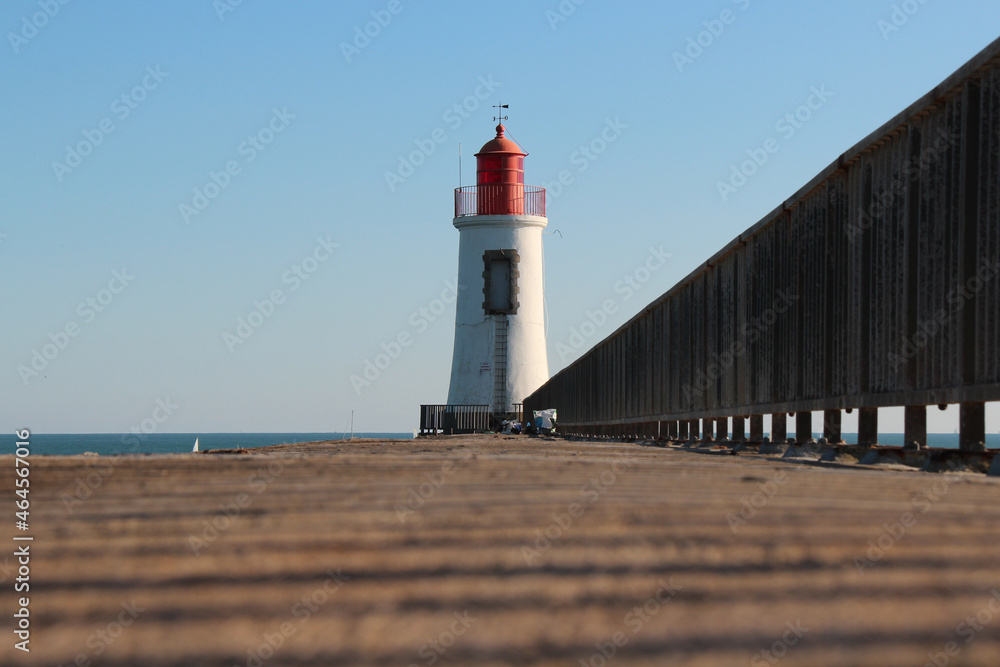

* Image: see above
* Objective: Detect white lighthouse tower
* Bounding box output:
[446,121,549,414]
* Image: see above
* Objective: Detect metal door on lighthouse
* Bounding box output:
[481,249,519,315]
[483,250,519,412]
[490,259,512,311]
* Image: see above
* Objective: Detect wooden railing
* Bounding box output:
[525,36,1000,451]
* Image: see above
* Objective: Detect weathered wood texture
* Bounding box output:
[525,37,1000,427]
[3,437,1000,666]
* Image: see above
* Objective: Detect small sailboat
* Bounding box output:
[192,437,199,452]
[343,411,355,441]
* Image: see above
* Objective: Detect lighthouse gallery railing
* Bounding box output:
[454,185,546,218]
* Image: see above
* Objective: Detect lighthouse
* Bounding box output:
[446,121,549,414]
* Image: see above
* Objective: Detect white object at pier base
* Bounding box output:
[192,438,199,453]
[534,409,557,430]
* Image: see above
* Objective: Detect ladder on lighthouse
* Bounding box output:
[493,316,508,414]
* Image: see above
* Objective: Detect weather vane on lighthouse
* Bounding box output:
[493,102,509,124]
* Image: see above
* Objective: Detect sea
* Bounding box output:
[2,431,997,456]
[2,433,413,456]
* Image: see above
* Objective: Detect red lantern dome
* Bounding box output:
[474,124,525,215]
[454,124,545,218]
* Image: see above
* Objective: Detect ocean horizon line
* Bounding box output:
[2,432,416,457]
[9,431,414,436]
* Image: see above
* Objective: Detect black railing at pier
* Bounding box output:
[419,404,524,435]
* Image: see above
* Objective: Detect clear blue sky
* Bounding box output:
[3,1,999,434]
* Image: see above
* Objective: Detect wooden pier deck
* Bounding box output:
[3,435,1000,666]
